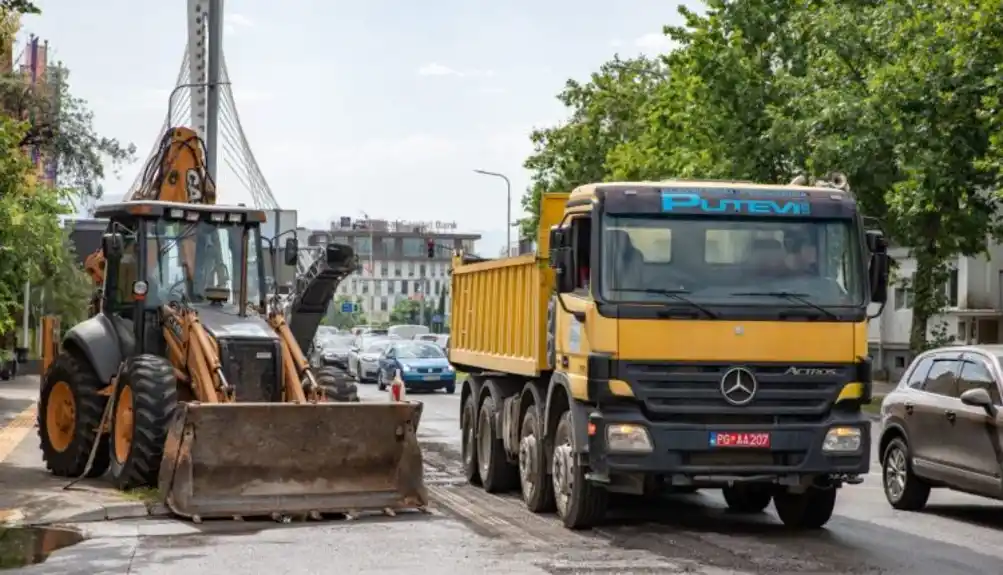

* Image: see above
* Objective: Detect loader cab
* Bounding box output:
[93,201,269,356]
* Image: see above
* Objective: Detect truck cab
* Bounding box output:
[452,179,890,530]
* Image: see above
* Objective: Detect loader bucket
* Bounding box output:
[157,401,426,520]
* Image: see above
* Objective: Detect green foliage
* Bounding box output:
[522,0,1003,354]
[32,232,93,327]
[322,295,367,329]
[389,298,432,325]
[0,63,137,205]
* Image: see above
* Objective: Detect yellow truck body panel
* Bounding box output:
[449,192,569,376]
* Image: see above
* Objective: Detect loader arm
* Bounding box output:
[160,304,228,403]
[267,311,313,403]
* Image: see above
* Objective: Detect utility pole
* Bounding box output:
[205,0,224,181]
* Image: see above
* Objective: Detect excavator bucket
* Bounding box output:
[157,401,426,520]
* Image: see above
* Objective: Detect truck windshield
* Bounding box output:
[145,220,262,308]
[599,215,866,309]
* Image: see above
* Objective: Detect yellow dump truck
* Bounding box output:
[451,178,889,530]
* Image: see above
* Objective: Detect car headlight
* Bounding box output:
[822,426,862,453]
[605,423,653,453]
[400,363,412,372]
[444,364,454,372]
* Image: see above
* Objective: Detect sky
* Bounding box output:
[21,0,699,255]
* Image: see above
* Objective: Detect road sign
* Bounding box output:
[432,314,443,323]
[340,301,355,313]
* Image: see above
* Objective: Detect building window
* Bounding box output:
[387,281,395,294]
[361,281,369,294]
[403,238,424,257]
[461,240,475,253]
[419,264,426,277]
[331,236,349,245]
[401,281,408,295]
[380,297,388,311]
[434,280,441,295]
[380,261,388,277]
[406,261,415,277]
[894,285,913,310]
[355,236,372,256]
[381,237,395,257]
[392,261,401,277]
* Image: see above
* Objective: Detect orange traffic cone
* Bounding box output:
[389,369,406,402]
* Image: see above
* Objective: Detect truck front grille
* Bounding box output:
[622,361,852,423]
[219,339,282,402]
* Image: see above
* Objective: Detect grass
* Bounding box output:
[119,487,161,504]
[861,393,886,415]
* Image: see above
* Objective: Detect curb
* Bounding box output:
[19,500,171,526]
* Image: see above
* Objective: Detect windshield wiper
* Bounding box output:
[730,290,838,320]
[617,288,717,318]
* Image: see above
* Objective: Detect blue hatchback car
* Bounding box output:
[376,341,457,394]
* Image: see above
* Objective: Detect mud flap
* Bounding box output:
[158,401,426,519]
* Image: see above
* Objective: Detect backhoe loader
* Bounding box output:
[37,127,427,521]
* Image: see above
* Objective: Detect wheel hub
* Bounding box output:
[552,443,573,516]
[884,447,907,500]
[519,433,538,495]
[45,381,76,452]
[477,409,492,478]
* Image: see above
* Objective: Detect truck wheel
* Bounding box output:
[773,486,837,530]
[316,367,359,402]
[552,411,607,529]
[108,355,179,490]
[476,395,518,492]
[38,351,110,478]
[461,393,480,485]
[722,484,772,513]
[519,406,555,512]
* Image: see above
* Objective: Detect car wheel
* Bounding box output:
[882,437,930,511]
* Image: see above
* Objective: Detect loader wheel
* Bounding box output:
[552,410,607,529]
[476,395,518,493]
[316,366,359,402]
[38,351,110,478]
[108,355,178,490]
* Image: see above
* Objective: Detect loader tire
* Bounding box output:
[38,351,110,478]
[108,355,179,490]
[317,366,359,402]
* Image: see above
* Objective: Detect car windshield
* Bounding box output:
[322,336,353,351]
[600,214,866,308]
[396,343,444,359]
[145,219,262,308]
[365,341,390,353]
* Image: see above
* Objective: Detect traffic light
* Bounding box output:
[426,238,435,258]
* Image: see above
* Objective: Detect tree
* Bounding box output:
[389,298,432,326]
[32,233,96,328]
[518,55,667,239]
[0,62,137,204]
[322,295,366,329]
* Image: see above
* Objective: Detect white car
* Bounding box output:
[349,338,392,382]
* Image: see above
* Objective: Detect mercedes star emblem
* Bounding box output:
[720,367,757,406]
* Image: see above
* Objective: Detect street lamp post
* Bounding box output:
[473,169,512,255]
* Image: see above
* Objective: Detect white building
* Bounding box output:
[307,218,480,324]
[869,244,1003,380]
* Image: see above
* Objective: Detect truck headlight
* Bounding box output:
[822,426,862,453]
[606,423,653,453]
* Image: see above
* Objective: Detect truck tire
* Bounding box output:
[316,367,359,402]
[552,410,607,529]
[108,355,179,490]
[519,406,555,512]
[476,395,518,492]
[773,486,837,529]
[38,351,110,478]
[722,484,772,513]
[461,393,480,485]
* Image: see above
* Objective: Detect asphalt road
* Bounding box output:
[5,377,1003,574]
[364,382,1003,575]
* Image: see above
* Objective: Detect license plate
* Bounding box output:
[423,375,440,381]
[709,432,771,448]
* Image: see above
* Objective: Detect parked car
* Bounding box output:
[376,341,456,394]
[414,334,449,351]
[349,338,392,382]
[878,345,1003,511]
[313,334,355,369]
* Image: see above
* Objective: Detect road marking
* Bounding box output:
[0,404,37,464]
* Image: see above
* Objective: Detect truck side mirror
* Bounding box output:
[283,237,298,266]
[866,231,889,304]
[102,233,124,260]
[548,227,566,268]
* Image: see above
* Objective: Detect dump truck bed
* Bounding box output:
[449,192,568,378]
[449,253,551,377]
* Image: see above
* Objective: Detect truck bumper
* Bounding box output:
[586,405,870,480]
